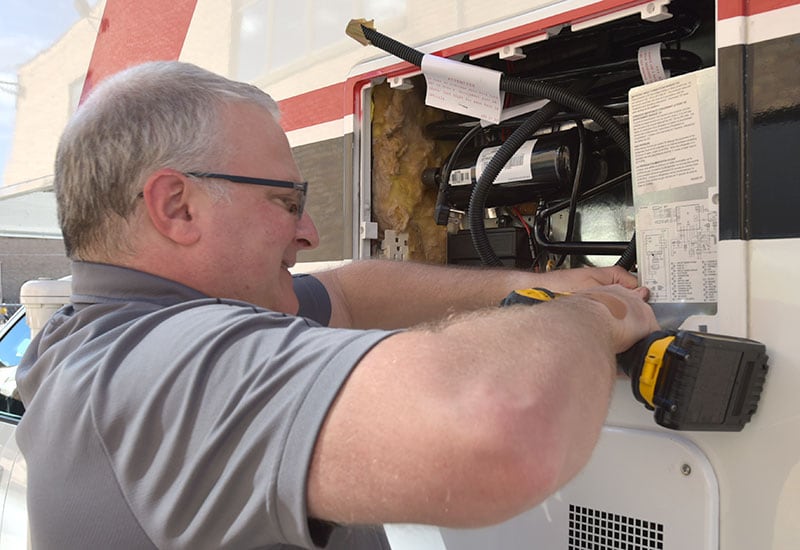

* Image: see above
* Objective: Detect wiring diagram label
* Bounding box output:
[629,73,705,192]
[637,198,718,303]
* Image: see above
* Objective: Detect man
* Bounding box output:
[16,61,658,549]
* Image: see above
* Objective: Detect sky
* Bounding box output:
[0,0,94,184]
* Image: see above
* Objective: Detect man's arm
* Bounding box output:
[306,284,659,527]
[312,259,640,329]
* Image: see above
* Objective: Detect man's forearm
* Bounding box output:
[307,285,657,526]
[313,259,639,329]
[314,260,529,329]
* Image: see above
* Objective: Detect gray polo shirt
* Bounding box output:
[16,262,394,549]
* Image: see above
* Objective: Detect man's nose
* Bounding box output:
[296,210,320,249]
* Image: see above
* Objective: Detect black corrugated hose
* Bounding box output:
[361,24,424,67]
[467,98,564,266]
[360,24,638,270]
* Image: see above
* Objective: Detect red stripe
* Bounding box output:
[80,0,198,104]
[719,0,800,19]
[278,82,347,133]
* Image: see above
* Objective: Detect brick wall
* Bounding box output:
[0,237,69,303]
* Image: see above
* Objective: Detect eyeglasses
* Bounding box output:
[186,171,308,219]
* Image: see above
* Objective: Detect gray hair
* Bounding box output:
[54,60,281,260]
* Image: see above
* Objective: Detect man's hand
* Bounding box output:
[500,282,657,354]
[530,265,640,293]
[570,284,660,353]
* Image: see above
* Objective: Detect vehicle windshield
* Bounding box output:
[0,313,31,368]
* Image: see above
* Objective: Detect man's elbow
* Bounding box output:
[440,397,592,527]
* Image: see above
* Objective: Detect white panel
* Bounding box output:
[0,427,27,550]
[286,116,354,148]
[385,523,447,550]
[404,426,719,550]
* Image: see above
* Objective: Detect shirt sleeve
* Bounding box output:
[293,274,332,326]
[91,301,395,548]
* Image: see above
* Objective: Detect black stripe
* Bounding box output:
[719,34,800,240]
[718,44,746,240]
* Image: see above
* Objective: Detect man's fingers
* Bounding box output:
[634,286,650,301]
[608,266,639,289]
[574,284,660,352]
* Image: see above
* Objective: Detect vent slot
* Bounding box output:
[568,504,664,549]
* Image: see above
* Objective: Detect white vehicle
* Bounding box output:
[0,0,798,548]
[0,276,71,548]
[0,306,29,549]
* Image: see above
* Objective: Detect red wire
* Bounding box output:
[512,207,532,237]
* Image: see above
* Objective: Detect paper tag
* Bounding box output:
[637,43,668,84]
[421,54,505,124]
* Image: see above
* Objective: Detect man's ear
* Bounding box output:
[141,170,203,245]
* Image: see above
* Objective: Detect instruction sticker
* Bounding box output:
[422,54,505,124]
[629,75,705,193]
[637,197,718,303]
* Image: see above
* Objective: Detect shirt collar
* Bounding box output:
[70,261,208,308]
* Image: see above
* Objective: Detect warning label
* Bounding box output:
[629,77,705,192]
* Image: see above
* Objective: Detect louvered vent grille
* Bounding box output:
[568,504,664,549]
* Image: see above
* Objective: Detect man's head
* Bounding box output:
[55,61,319,312]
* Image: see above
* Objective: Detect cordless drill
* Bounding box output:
[501,289,769,431]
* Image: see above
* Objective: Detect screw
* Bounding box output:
[681,464,692,476]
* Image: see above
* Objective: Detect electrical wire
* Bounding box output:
[556,119,586,268]
[511,207,537,270]
[435,123,484,224]
[468,98,566,266]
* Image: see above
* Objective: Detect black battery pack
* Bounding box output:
[641,331,769,431]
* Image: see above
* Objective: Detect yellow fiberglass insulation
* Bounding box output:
[371,81,449,264]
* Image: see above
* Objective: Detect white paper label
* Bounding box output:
[629,75,706,193]
[449,168,473,187]
[637,43,669,84]
[637,197,718,303]
[475,139,537,184]
[421,54,505,124]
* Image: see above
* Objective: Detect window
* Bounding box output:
[235,0,271,82]
[233,0,407,81]
[269,1,306,71]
